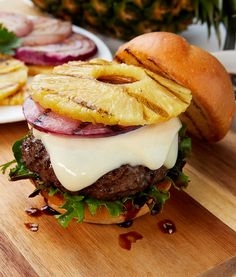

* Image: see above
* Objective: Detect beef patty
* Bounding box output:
[22,134,168,200]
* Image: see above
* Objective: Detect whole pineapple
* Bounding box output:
[32,0,223,41]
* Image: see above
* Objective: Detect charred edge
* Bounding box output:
[114,55,124,64]
[146,72,189,105]
[124,48,145,66]
[126,91,168,118]
[43,109,51,116]
[35,109,51,124]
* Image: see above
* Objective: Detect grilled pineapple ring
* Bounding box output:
[0,56,28,101]
[0,88,27,106]
[30,59,192,126]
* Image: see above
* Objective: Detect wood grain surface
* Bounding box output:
[199,256,236,277]
[0,121,236,277]
[0,1,236,276]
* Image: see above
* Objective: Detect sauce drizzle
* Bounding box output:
[25,207,42,217]
[25,205,60,217]
[24,222,39,232]
[119,231,143,250]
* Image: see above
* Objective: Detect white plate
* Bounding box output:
[212,50,236,73]
[0,105,25,124]
[0,26,112,124]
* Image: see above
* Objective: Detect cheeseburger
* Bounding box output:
[1,32,234,227]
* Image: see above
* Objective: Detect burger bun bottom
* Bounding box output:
[40,188,150,225]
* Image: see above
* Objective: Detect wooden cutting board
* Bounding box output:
[0,1,236,275]
[0,122,236,277]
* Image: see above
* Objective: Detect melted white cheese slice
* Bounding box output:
[33,118,181,192]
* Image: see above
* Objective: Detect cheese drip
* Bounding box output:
[33,118,181,192]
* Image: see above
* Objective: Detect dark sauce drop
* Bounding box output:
[119,231,143,250]
[133,196,147,209]
[117,197,148,228]
[150,203,162,215]
[40,205,60,216]
[158,219,176,234]
[25,207,42,217]
[117,220,133,228]
[25,205,60,217]
[28,188,41,198]
[124,201,141,221]
[24,223,39,232]
[24,206,59,232]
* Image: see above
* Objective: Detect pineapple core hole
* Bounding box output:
[97,75,138,84]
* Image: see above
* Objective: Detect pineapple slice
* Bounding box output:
[30,60,192,125]
[0,57,28,101]
[0,58,23,74]
[0,87,26,106]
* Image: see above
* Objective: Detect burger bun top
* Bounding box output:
[115,32,235,141]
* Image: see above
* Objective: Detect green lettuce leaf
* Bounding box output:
[167,124,191,189]
[48,186,59,196]
[105,201,124,217]
[85,198,102,216]
[0,137,37,180]
[36,180,171,228]
[0,24,21,55]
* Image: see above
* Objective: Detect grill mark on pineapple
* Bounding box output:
[116,50,190,105]
[63,94,111,116]
[42,91,112,117]
[116,50,168,79]
[73,98,110,116]
[145,72,190,105]
[126,91,169,118]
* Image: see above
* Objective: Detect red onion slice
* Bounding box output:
[23,97,140,137]
[22,17,72,46]
[0,12,33,37]
[16,33,97,66]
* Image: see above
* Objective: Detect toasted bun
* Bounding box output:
[40,190,149,224]
[114,32,235,141]
[28,64,53,76]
